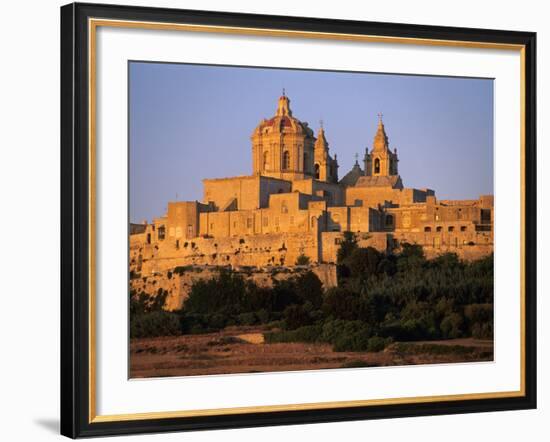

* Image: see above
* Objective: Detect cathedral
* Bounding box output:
[130,94,494,276]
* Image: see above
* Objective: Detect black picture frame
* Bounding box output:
[60,2,537,438]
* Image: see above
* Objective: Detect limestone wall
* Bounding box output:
[130,264,337,311]
[320,231,389,263]
[138,231,319,275]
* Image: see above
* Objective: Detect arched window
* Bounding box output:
[314,163,320,179]
[281,202,288,214]
[448,226,455,232]
[374,158,381,174]
[424,226,432,232]
[263,151,269,171]
[303,152,309,173]
[282,151,290,170]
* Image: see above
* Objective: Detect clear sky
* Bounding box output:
[129,62,493,223]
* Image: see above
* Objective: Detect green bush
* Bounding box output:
[265,324,322,344]
[130,311,181,338]
[440,313,464,339]
[295,254,311,265]
[367,336,392,352]
[237,312,258,326]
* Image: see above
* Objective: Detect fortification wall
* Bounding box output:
[320,231,389,263]
[139,231,319,275]
[130,264,337,311]
[393,230,493,261]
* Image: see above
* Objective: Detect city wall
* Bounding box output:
[130,264,337,311]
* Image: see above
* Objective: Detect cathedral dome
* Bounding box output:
[253,94,314,137]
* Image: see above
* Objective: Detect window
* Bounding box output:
[186,224,193,238]
[263,151,269,170]
[424,226,432,232]
[314,163,320,179]
[282,151,290,170]
[385,214,394,226]
[175,240,180,249]
[146,233,151,244]
[436,226,442,232]
[281,202,288,214]
[158,225,166,240]
[460,226,467,232]
[448,226,455,232]
[374,158,380,174]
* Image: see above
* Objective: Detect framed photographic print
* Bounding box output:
[60,2,537,438]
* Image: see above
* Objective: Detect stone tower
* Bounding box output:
[364,115,399,177]
[251,93,316,181]
[313,125,339,183]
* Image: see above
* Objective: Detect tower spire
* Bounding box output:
[372,112,389,152]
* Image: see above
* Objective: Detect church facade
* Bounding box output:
[130,94,493,276]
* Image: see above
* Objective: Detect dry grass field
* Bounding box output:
[129,326,493,378]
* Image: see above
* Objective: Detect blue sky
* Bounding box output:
[129,62,493,223]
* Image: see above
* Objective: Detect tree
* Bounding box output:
[337,231,358,263]
[347,247,382,278]
[294,271,323,308]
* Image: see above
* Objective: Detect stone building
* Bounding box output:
[130,94,493,276]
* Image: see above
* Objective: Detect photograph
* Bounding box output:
[128,62,495,378]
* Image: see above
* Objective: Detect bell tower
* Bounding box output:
[365,114,399,177]
[313,122,338,183]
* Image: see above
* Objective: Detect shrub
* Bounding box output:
[367,336,392,352]
[265,324,321,344]
[130,311,180,338]
[333,329,371,352]
[295,254,311,265]
[283,304,312,330]
[237,312,258,326]
[440,313,464,339]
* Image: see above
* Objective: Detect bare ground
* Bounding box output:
[129,326,493,378]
